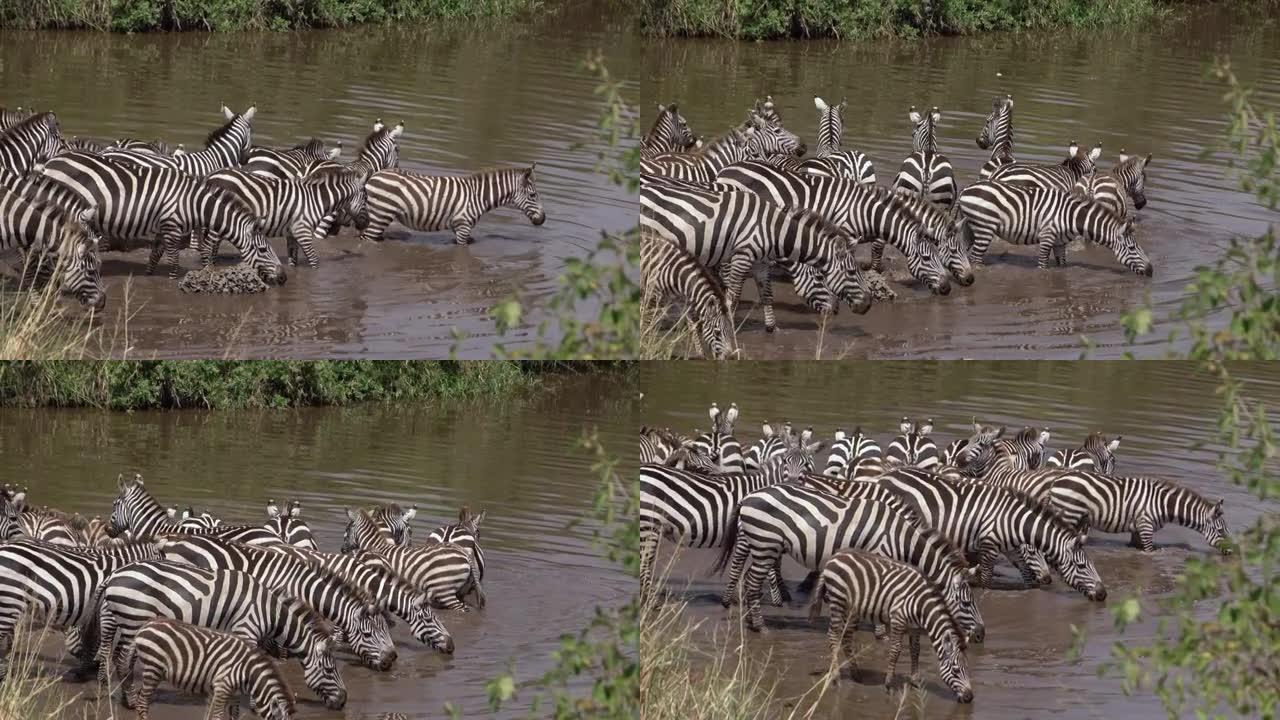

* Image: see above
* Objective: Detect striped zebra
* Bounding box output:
[263,499,318,549]
[639,426,717,472]
[38,152,286,283]
[763,96,875,184]
[893,106,957,207]
[713,161,953,295]
[204,166,368,267]
[809,550,973,703]
[0,111,62,175]
[641,114,801,184]
[823,427,882,479]
[101,106,255,177]
[244,137,342,179]
[125,618,294,720]
[156,535,397,669]
[166,506,222,530]
[262,544,455,652]
[1047,472,1231,554]
[0,184,105,308]
[338,503,417,549]
[642,103,697,159]
[874,189,974,287]
[640,230,736,360]
[94,560,346,709]
[691,402,743,472]
[639,448,817,599]
[426,508,486,608]
[0,496,86,545]
[877,467,1106,598]
[743,421,794,471]
[113,138,181,155]
[976,95,1016,180]
[360,165,544,245]
[1048,432,1121,472]
[993,426,1051,470]
[957,180,1154,275]
[108,474,280,545]
[989,140,1102,192]
[0,106,32,131]
[1072,150,1151,220]
[340,509,481,610]
[884,418,939,469]
[0,539,161,681]
[641,181,873,331]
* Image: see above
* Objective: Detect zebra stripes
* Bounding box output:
[340,509,482,611]
[1047,472,1231,554]
[125,618,295,720]
[692,402,743,472]
[426,507,487,586]
[0,111,62,175]
[166,506,222,530]
[1048,432,1121,473]
[640,229,736,359]
[823,427,882,478]
[763,96,874,183]
[642,113,801,184]
[893,106,957,207]
[989,140,1102,192]
[813,96,845,156]
[1072,150,1151,220]
[263,499,318,550]
[957,180,1154,275]
[101,106,255,177]
[976,95,1015,179]
[885,418,939,469]
[643,104,697,159]
[809,550,974,703]
[0,106,33,132]
[360,165,544,244]
[875,190,973,286]
[0,183,105,308]
[993,426,1051,470]
[742,421,787,470]
[245,137,342,179]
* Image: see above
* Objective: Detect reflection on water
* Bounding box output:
[0,372,635,718]
[638,361,1280,718]
[643,5,1280,358]
[0,2,638,358]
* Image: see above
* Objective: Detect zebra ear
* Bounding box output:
[1214,498,1224,514]
[813,96,828,112]
[402,506,417,523]
[834,428,847,440]
[288,501,302,518]
[266,499,281,519]
[222,105,234,120]
[908,106,921,125]
[920,419,934,435]
[470,509,486,527]
[1118,148,1129,164]
[390,122,405,139]
[930,107,941,124]
[373,118,385,132]
[899,417,912,434]
[243,105,257,122]
[345,507,359,522]
[1107,437,1122,452]
[1143,153,1152,168]
[1068,141,1080,158]
[1088,143,1102,161]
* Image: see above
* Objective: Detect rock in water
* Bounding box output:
[863,269,897,302]
[178,266,267,294]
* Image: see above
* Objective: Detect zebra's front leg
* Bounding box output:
[1133,515,1159,552]
[208,680,233,720]
[1035,229,1057,269]
[908,631,922,687]
[1052,239,1068,266]
[882,618,908,691]
[145,235,165,276]
[721,253,755,320]
[751,263,776,333]
[289,220,320,268]
[639,529,660,605]
[975,539,1001,587]
[163,230,186,279]
[870,238,887,272]
[451,218,475,245]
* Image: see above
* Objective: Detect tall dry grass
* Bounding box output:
[0,620,110,720]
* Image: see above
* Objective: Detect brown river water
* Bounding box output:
[0,372,635,718]
[0,3,637,358]
[643,5,1280,359]
[637,361,1280,718]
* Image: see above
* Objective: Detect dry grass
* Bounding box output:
[0,267,153,360]
[0,620,111,720]
[639,280,702,360]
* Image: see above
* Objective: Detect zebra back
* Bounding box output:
[0,105,34,131]
[0,111,61,174]
[989,140,1102,192]
[884,418,938,468]
[1048,432,1121,473]
[264,499,318,549]
[813,95,846,156]
[101,106,255,176]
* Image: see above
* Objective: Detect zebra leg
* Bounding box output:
[883,618,908,690]
[751,263,776,333]
[95,608,118,688]
[208,680,233,720]
[1005,547,1041,586]
[772,555,790,604]
[289,220,320,269]
[286,232,299,267]
[164,231,186,279]
[1036,230,1056,269]
[720,534,750,607]
[908,631,922,687]
[146,235,165,275]
[741,550,773,632]
[824,606,845,682]
[871,238,887,272]
[721,253,755,317]
[1134,515,1158,551]
[1052,239,1068,266]
[132,670,158,720]
[640,528,661,605]
[975,540,1000,587]
[451,219,475,245]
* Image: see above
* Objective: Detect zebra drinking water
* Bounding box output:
[640,229,736,359]
[1048,472,1232,554]
[893,106,957,207]
[0,185,105,308]
[360,165,545,245]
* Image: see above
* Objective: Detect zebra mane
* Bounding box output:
[646,106,676,139]
[1,111,57,138]
[293,138,326,154]
[279,588,338,639]
[204,113,248,149]
[1113,154,1148,177]
[266,544,381,608]
[1148,477,1214,507]
[867,183,925,226]
[1000,485,1078,533]
[783,205,853,247]
[688,128,744,158]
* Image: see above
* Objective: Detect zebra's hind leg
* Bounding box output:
[882,618,908,691]
[1133,516,1158,552]
[908,631,922,687]
[207,679,233,720]
[451,219,475,245]
[112,639,135,707]
[870,238,887,272]
[163,231,186,279]
[751,263,776,333]
[772,555,790,604]
[1035,229,1056,269]
[719,534,751,608]
[145,236,165,275]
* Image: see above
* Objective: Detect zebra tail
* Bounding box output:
[807,574,826,621]
[709,504,742,577]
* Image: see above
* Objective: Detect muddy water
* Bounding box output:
[643,5,1280,359]
[0,373,635,718]
[0,2,637,358]
[638,361,1280,717]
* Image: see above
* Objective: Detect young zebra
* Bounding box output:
[94,560,346,709]
[1048,472,1231,554]
[101,106,255,177]
[989,140,1102,192]
[640,229,736,360]
[884,418,939,469]
[976,95,1016,180]
[360,165,544,245]
[642,104,697,159]
[39,153,286,283]
[713,161,953,296]
[957,180,1154,275]
[640,181,873,331]
[823,427,882,479]
[244,137,342,179]
[877,466,1106,598]
[642,114,801,184]
[809,550,974,702]
[204,166,368,267]
[1072,150,1152,220]
[125,618,294,720]
[264,499,318,549]
[156,535,397,669]
[1048,432,1121,472]
[0,111,62,175]
[691,402,744,472]
[893,106,957,207]
[340,509,480,610]
[0,185,105,308]
[639,448,817,599]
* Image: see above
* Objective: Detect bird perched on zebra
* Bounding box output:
[360,164,545,245]
[640,228,736,360]
[893,105,956,207]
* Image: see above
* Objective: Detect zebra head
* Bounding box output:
[264,499,318,549]
[58,206,106,310]
[950,421,1006,475]
[945,565,985,643]
[1015,544,1053,585]
[976,95,1013,152]
[512,164,547,226]
[165,505,221,530]
[1082,431,1121,473]
[785,261,836,315]
[215,105,257,164]
[341,599,397,671]
[744,110,805,158]
[1115,149,1151,210]
[1100,216,1154,277]
[1185,495,1232,555]
[934,625,974,703]
[358,120,403,173]
[408,590,455,652]
[1062,140,1103,179]
[653,103,696,151]
[257,693,294,720]
[813,96,846,154]
[1044,519,1106,601]
[908,105,940,154]
[232,205,287,285]
[793,209,871,314]
[109,472,150,536]
[0,490,25,541]
[282,599,348,709]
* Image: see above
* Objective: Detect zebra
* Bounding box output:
[93,560,346,709]
[690,402,743,472]
[641,229,736,359]
[976,94,1016,180]
[877,466,1107,599]
[1047,472,1231,554]
[125,618,294,720]
[155,534,397,670]
[809,550,974,703]
[0,496,90,545]
[641,114,801,184]
[639,426,717,471]
[641,181,873,332]
[0,538,161,681]
[0,106,33,131]
[957,180,1154,275]
[204,166,368,267]
[763,96,875,184]
[244,137,342,179]
[1072,150,1152,220]
[989,140,1102,192]
[101,106,256,177]
[742,421,789,470]
[38,152,286,283]
[1048,432,1121,472]
[993,426,1051,470]
[303,120,403,180]
[712,160,953,295]
[874,189,974,287]
[642,103,697,159]
[639,447,818,600]
[262,544,455,653]
[884,418,939,469]
[339,503,417,550]
[166,506,222,530]
[360,165,544,245]
[893,106,957,207]
[0,111,62,175]
[264,499,318,549]
[427,507,487,586]
[823,427,882,479]
[108,474,282,545]
[113,138,180,155]
[340,509,481,611]
[0,184,105,308]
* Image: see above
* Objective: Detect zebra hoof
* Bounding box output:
[764,325,776,334]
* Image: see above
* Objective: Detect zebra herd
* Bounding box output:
[0,475,487,718]
[0,103,546,309]
[640,403,1232,703]
[640,95,1156,358]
